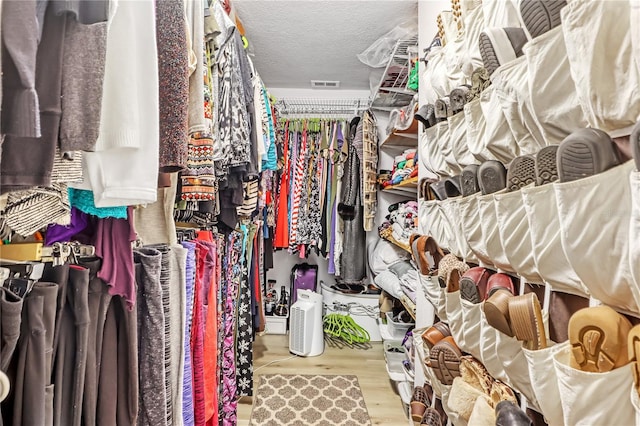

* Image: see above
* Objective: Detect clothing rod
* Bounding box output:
[275,97,371,116]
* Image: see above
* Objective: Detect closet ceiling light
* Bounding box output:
[310,80,341,89]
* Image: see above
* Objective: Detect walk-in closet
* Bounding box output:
[1,0,640,425]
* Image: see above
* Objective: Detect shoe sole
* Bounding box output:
[461,165,480,197]
[483,289,514,337]
[557,129,620,182]
[478,161,507,195]
[506,156,536,192]
[628,325,640,395]
[632,120,640,171]
[430,341,462,385]
[535,145,559,185]
[520,0,566,40]
[479,29,519,76]
[508,292,547,350]
[569,306,632,372]
[479,32,501,76]
[460,276,481,304]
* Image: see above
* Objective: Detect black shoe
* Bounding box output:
[444,175,462,198]
[557,128,620,182]
[430,181,448,201]
[478,160,507,195]
[495,401,533,426]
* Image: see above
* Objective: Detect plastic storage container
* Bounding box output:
[386,311,415,339]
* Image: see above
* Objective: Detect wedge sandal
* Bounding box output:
[484,288,514,337]
[568,306,632,372]
[508,292,547,350]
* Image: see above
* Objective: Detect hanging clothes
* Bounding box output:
[337,118,367,284]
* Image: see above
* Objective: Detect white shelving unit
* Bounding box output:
[371,37,419,111]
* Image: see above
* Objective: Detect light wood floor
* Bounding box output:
[237,334,409,425]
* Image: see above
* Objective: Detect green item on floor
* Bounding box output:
[323,313,371,345]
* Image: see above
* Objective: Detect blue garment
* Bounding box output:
[68,188,128,219]
[261,88,277,171]
[181,241,196,426]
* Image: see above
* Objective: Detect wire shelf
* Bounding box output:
[275,97,371,117]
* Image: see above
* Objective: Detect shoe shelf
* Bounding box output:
[381,121,419,148]
[371,37,419,110]
[382,176,418,196]
[400,295,417,321]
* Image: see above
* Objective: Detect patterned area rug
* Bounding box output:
[250,374,371,425]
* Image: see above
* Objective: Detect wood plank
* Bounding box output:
[237,334,409,425]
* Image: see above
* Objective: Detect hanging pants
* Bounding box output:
[53,266,89,426]
[81,258,112,426]
[7,281,58,426]
[134,247,168,426]
[96,294,138,426]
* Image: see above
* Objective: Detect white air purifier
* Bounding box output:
[289,289,324,357]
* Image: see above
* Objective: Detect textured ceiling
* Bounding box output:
[233,0,418,91]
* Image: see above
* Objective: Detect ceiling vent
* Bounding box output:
[310,80,340,89]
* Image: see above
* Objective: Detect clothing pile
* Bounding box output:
[380,149,419,189]
[378,200,418,252]
[368,236,420,305]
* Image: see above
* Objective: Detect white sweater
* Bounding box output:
[72,0,159,207]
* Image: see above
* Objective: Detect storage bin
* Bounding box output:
[384,341,407,373]
[385,311,414,339]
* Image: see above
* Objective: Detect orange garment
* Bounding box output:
[274,123,290,248]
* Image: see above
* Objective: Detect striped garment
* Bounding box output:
[181,242,196,426]
[155,245,173,426]
[288,129,307,251]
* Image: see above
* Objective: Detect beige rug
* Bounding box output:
[249,374,372,425]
